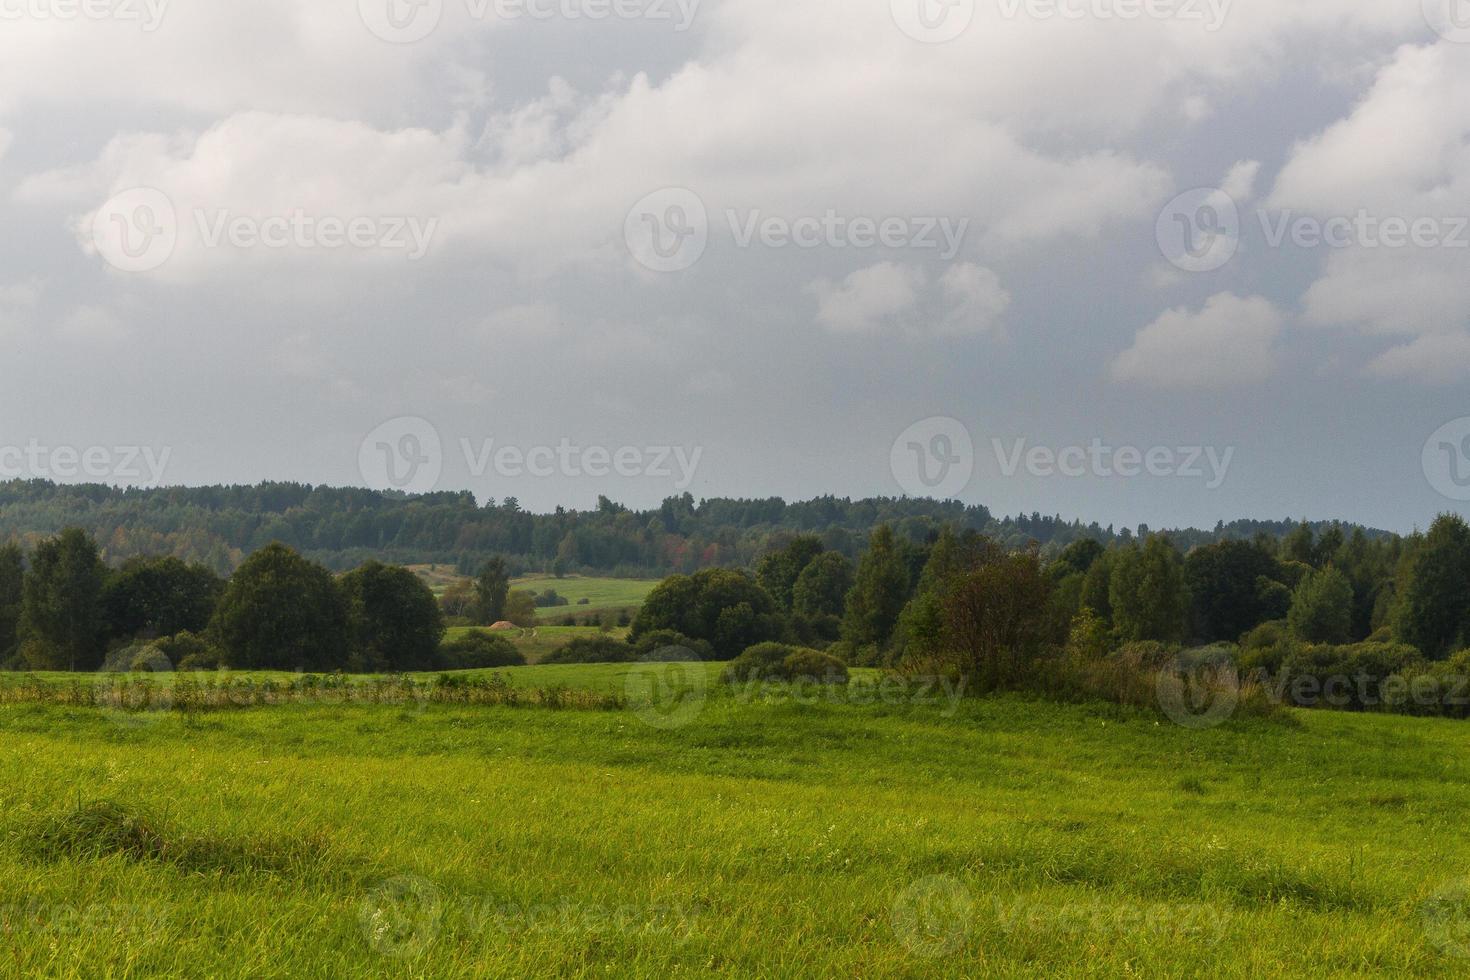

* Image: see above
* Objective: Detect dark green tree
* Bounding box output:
[840,525,910,652]
[341,561,445,671]
[0,543,25,664]
[630,567,780,659]
[19,528,108,671]
[470,557,511,625]
[210,543,349,670]
[1287,566,1353,644]
[1393,515,1470,659]
[755,536,825,611]
[102,556,223,641]
[791,551,854,619]
[1184,539,1285,642]
[1110,535,1189,644]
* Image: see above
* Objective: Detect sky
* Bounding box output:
[0,0,1467,532]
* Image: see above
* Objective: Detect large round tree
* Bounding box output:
[211,544,349,671]
[340,560,444,672]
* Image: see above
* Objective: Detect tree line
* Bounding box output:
[0,530,533,674]
[0,478,1383,578]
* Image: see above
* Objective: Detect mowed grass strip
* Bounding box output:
[1,674,1469,976]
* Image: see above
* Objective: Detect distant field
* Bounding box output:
[405,568,657,623]
[511,576,659,622]
[2,667,1469,975]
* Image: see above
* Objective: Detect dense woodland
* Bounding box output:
[0,478,1388,576]
[4,489,1470,720]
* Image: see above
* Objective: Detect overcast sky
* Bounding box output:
[1,0,1467,532]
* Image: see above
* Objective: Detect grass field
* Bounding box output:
[3,663,1470,976]
[513,576,659,622]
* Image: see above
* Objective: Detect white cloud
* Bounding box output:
[1365,333,1470,384]
[809,262,924,335]
[1270,43,1470,341]
[1112,293,1284,389]
[937,263,1010,337]
[1221,159,1262,202]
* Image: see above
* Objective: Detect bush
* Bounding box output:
[158,631,222,671]
[1278,641,1424,711]
[780,649,849,685]
[438,630,526,670]
[540,636,636,665]
[722,643,848,684]
[1237,621,1296,676]
[630,629,714,662]
[722,642,792,682]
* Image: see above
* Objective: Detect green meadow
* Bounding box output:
[2,664,1470,977]
[513,575,660,620]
